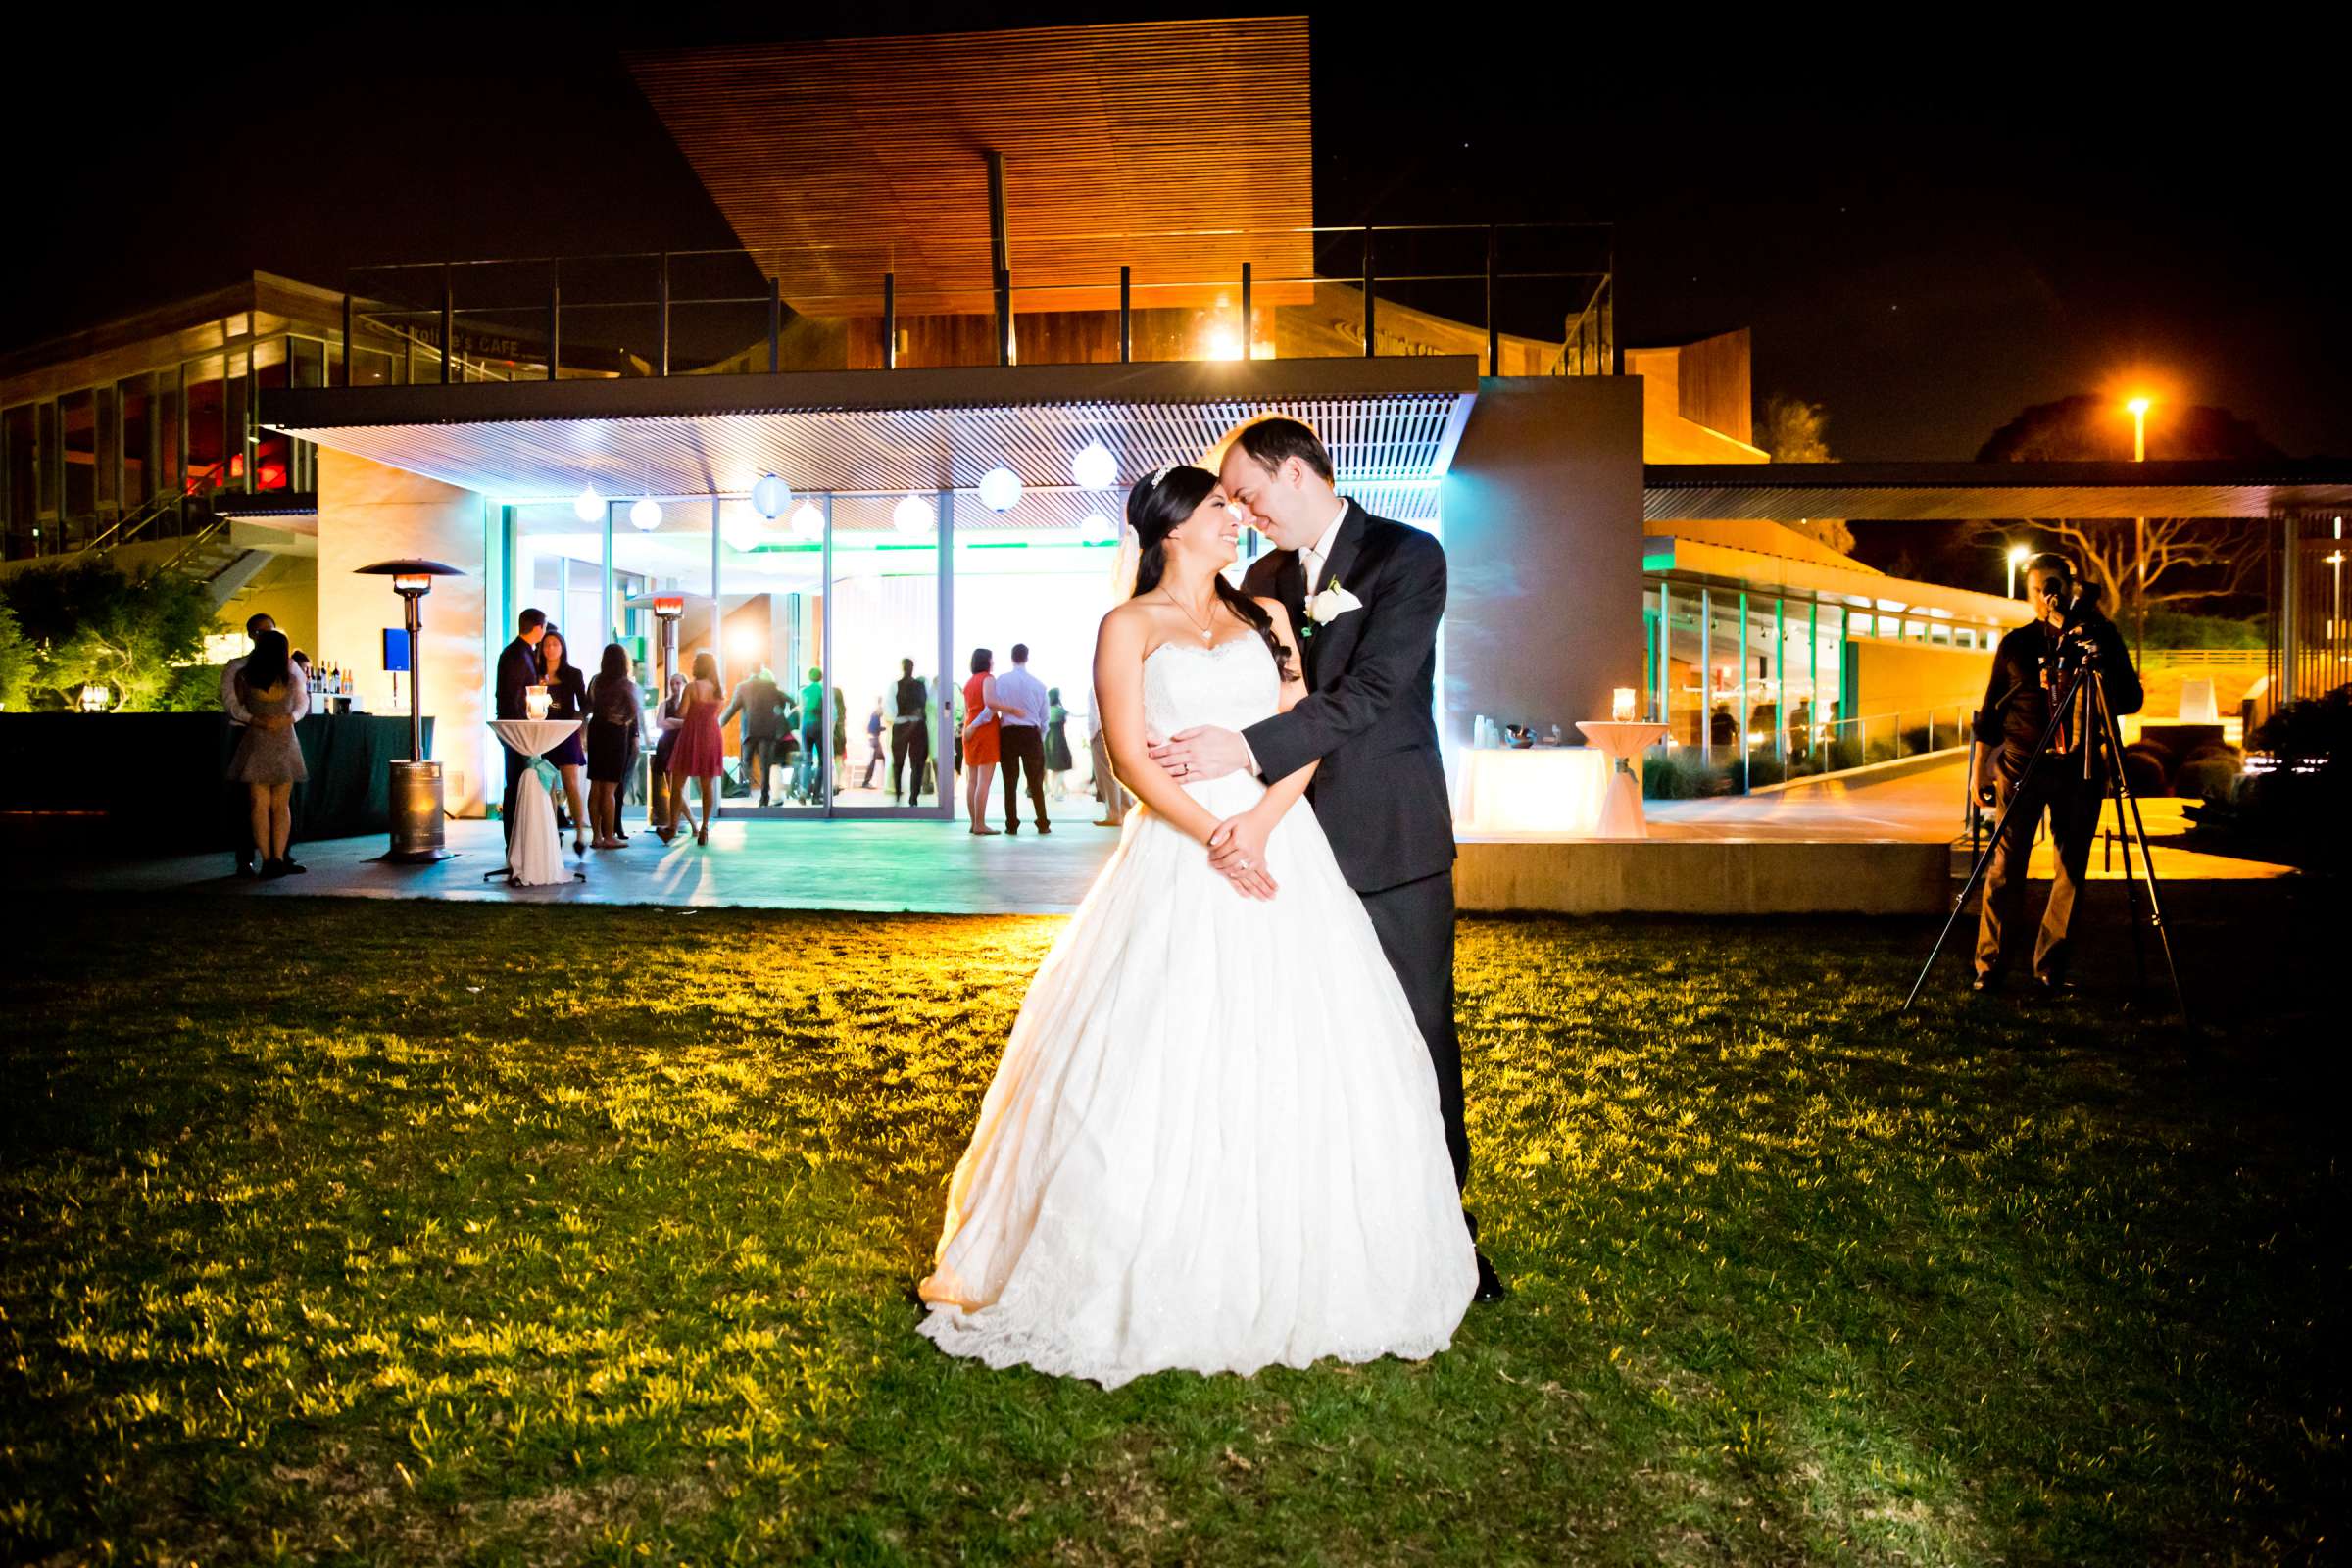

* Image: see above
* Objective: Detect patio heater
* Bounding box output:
[624,592,688,823]
[355,558,466,862]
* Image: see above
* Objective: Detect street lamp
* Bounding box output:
[2128,397,2151,662]
[355,558,466,863]
[2007,543,2032,599]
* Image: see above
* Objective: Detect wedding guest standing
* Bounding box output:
[227,629,309,878]
[537,628,592,857]
[1086,685,1128,827]
[890,657,930,806]
[992,643,1051,835]
[668,652,726,846]
[219,611,299,875]
[859,697,886,789]
[1044,685,1074,800]
[494,609,549,846]
[960,648,1002,836]
[718,665,783,807]
[585,643,640,850]
[650,671,687,841]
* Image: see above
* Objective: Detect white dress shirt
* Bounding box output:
[990,663,1049,728]
[1297,501,1350,596]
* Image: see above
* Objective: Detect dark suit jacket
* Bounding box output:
[494,638,538,722]
[1240,501,1453,893]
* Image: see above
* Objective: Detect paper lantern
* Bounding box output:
[791,502,825,541]
[893,494,934,536]
[751,473,792,518]
[1072,440,1118,490]
[628,497,663,532]
[977,466,1023,513]
[572,485,603,523]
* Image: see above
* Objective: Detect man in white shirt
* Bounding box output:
[989,643,1052,835]
[220,612,309,875]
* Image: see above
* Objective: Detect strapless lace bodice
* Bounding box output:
[1143,636,1281,738]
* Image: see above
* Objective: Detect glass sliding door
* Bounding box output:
[826,491,951,816]
[714,497,825,815]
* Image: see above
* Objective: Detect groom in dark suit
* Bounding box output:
[1151,416,1503,1304]
[494,608,548,847]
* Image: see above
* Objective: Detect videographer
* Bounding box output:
[1968,552,2143,997]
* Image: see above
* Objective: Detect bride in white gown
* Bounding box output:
[915,463,1476,1389]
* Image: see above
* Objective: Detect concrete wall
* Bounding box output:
[1439,376,1646,753]
[316,450,492,814]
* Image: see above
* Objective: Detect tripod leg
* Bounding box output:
[1903,668,2088,1011]
[2093,674,2191,1030]
[2107,745,2150,999]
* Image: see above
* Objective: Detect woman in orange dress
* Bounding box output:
[961,648,1002,836]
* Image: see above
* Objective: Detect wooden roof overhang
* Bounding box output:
[626,18,1314,317]
[1645,461,2352,521]
[263,356,1479,503]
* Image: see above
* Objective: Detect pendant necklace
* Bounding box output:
[1161,587,1218,642]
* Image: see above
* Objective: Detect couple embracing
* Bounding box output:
[915,417,1501,1390]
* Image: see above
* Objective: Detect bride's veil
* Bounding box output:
[1106,516,1143,603]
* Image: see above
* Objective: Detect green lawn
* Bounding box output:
[0,891,2338,1565]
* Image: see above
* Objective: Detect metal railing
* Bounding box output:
[339,221,1616,385]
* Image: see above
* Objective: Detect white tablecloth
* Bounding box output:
[489,720,580,887]
[1454,747,1610,834]
[1575,721,1671,838]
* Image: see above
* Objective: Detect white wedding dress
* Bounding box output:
[916,633,1476,1389]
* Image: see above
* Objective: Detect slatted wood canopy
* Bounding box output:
[1644,462,2352,521]
[264,358,1477,512]
[625,18,1315,316]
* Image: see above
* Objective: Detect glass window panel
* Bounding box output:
[117,374,155,510]
[827,493,944,812]
[60,390,97,521]
[34,400,59,518]
[717,499,827,809]
[4,404,33,541]
[183,356,225,492]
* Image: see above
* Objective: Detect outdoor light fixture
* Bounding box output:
[629,497,664,532]
[750,473,792,518]
[572,485,603,524]
[894,493,934,536]
[977,466,1023,512]
[2006,543,2032,598]
[78,684,109,712]
[355,557,466,864]
[1072,440,1118,490]
[790,502,825,542]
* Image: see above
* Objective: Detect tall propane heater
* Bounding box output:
[356,558,465,862]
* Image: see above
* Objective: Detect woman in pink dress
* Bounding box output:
[667,651,726,846]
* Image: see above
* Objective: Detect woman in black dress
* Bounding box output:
[585,642,641,849]
[538,629,592,856]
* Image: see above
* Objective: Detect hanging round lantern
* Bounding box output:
[1071,440,1118,490]
[893,494,934,536]
[750,473,792,518]
[1080,512,1116,544]
[790,502,825,542]
[628,496,663,532]
[572,485,604,523]
[721,508,765,552]
[977,466,1023,513]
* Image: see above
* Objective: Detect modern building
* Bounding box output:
[7,17,2341,830]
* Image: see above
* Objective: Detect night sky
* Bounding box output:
[8,10,2343,469]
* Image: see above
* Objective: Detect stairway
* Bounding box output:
[160,520,271,606]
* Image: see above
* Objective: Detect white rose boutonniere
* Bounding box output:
[1304,578,1363,631]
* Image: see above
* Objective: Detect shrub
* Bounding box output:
[1898,725,1933,757]
[0,599,30,710]
[0,560,217,711]
[1743,755,1788,789]
[1827,737,1865,772]
[2173,757,2238,800]
[1864,738,1899,765]
[2121,745,2171,798]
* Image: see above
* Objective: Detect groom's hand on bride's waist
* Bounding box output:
[1151,725,1254,782]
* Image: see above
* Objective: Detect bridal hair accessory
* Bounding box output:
[1148,461,1179,489]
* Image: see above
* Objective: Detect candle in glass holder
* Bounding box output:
[525,685,552,720]
[1612,687,1637,722]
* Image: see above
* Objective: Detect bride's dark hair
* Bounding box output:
[1125,465,1294,680]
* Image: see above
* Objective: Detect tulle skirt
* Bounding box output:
[916,775,1476,1389]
